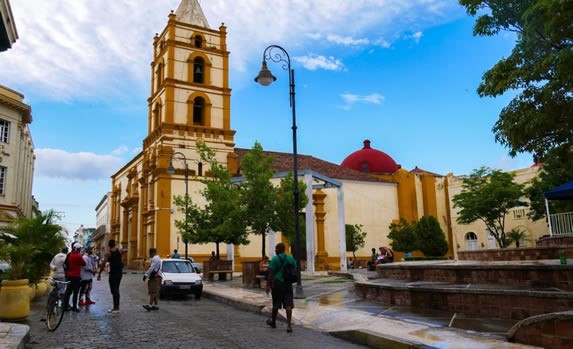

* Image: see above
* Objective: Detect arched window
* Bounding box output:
[465,232,478,251]
[153,103,161,129]
[194,35,203,48]
[193,97,205,125]
[155,63,164,91]
[193,57,204,83]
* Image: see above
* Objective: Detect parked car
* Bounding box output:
[0,260,9,273]
[183,256,202,274]
[159,259,203,299]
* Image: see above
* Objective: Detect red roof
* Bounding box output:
[234,148,385,183]
[340,140,400,174]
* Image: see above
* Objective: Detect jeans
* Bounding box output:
[64,276,81,309]
[108,273,122,309]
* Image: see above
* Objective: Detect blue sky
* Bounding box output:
[0,0,532,234]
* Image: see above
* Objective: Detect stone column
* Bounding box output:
[313,189,329,270]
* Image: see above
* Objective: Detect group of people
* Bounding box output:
[367,246,394,270]
[50,239,298,333]
[49,242,97,312]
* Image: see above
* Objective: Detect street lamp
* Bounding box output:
[255,45,305,299]
[167,151,189,260]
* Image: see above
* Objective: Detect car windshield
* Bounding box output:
[162,261,195,273]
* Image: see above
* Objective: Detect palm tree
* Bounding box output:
[505,228,530,248]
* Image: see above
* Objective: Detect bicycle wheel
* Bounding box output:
[45,297,64,331]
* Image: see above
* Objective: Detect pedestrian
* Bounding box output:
[209,251,217,260]
[97,239,123,314]
[367,247,379,271]
[49,246,68,282]
[265,242,296,333]
[79,247,96,306]
[142,247,162,311]
[172,249,180,259]
[63,243,86,312]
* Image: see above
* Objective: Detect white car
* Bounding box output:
[159,259,203,299]
[0,260,9,273]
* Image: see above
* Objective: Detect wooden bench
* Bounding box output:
[203,260,233,281]
[207,270,233,281]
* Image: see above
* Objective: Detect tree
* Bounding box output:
[415,216,449,257]
[505,228,530,248]
[274,172,308,251]
[526,147,573,220]
[173,142,249,259]
[0,210,65,281]
[345,224,367,261]
[453,167,527,248]
[459,0,573,158]
[239,142,279,258]
[387,218,418,253]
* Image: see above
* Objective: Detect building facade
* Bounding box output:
[108,0,549,271]
[0,0,18,52]
[0,84,35,226]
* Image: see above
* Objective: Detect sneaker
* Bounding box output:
[142,304,151,311]
[150,306,159,311]
[78,300,86,306]
[71,308,80,313]
[107,308,120,313]
[87,300,96,305]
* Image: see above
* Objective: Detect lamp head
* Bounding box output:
[167,162,175,175]
[254,60,276,86]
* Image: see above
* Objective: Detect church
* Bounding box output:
[109,0,547,272]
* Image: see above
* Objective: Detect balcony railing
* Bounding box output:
[549,212,573,236]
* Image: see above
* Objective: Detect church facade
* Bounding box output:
[109,0,548,271]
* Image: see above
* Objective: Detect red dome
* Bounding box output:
[341,140,401,174]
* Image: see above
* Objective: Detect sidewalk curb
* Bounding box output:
[0,323,30,349]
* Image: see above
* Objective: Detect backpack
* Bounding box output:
[279,255,297,284]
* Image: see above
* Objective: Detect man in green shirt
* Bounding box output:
[265,242,296,333]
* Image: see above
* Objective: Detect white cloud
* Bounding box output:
[374,38,392,48]
[294,55,345,71]
[111,146,129,156]
[326,34,370,46]
[406,31,424,43]
[341,93,385,105]
[35,148,124,180]
[2,0,462,102]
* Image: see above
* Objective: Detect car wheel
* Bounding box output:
[195,291,201,300]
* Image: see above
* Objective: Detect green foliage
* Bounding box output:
[505,228,530,248]
[173,142,249,259]
[0,210,65,282]
[274,172,308,250]
[239,142,279,257]
[459,0,573,157]
[387,218,418,253]
[526,147,573,220]
[415,216,449,257]
[453,167,526,248]
[345,224,367,260]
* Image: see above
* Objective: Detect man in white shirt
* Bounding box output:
[50,246,69,282]
[142,247,162,311]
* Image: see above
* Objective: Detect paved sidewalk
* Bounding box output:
[202,271,539,349]
[1,270,540,348]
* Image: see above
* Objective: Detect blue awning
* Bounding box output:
[544,181,573,200]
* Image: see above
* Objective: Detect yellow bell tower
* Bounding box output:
[111,0,237,265]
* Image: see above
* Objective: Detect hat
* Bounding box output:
[73,242,82,250]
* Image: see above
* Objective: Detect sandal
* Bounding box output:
[266,319,276,328]
[286,327,293,333]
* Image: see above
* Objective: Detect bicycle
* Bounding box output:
[45,279,69,331]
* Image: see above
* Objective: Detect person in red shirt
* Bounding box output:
[63,242,86,312]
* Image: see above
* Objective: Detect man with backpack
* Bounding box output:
[265,242,296,333]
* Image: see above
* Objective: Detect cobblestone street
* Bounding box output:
[25,272,366,349]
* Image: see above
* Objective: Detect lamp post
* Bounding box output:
[255,45,305,299]
[167,152,189,260]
